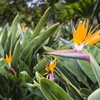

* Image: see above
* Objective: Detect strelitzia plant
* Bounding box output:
[45,20,100,99]
[0,7,60,100]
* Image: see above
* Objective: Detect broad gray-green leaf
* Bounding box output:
[55,66,84,99]
[4,34,11,55]
[34,58,47,74]
[19,59,33,77]
[11,40,20,71]
[0,74,10,96]
[1,24,8,48]
[40,78,73,100]
[85,45,100,64]
[77,47,97,83]
[89,53,100,86]
[78,60,96,83]
[3,66,19,85]
[0,58,9,76]
[35,72,44,83]
[88,88,100,100]
[31,7,51,39]
[18,23,23,39]
[19,71,32,85]
[10,13,19,52]
[57,57,89,87]
[80,48,100,85]
[22,83,45,99]
[80,88,92,97]
[21,28,31,50]
[0,44,4,57]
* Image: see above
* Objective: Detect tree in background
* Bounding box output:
[0,0,79,27]
[0,0,100,27]
[66,0,100,24]
[0,0,29,27]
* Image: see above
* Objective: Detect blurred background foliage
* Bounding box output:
[1,0,100,28]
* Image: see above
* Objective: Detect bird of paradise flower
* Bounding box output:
[45,58,56,81]
[6,52,16,75]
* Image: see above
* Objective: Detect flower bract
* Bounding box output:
[72,20,100,50]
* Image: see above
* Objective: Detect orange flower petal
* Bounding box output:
[74,21,83,44]
[72,26,76,39]
[72,20,100,49]
[46,58,56,73]
[84,30,100,44]
[87,37,100,44]
[22,26,26,32]
[73,20,89,45]
[88,25,99,37]
[5,52,12,65]
[6,54,9,63]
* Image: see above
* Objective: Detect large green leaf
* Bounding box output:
[11,40,20,71]
[80,48,100,86]
[4,34,11,55]
[56,63,80,88]
[78,60,96,83]
[57,57,89,87]
[85,45,100,64]
[88,88,100,100]
[31,7,51,39]
[35,72,44,83]
[0,58,9,76]
[19,71,32,85]
[33,58,47,74]
[3,66,19,87]
[78,47,100,84]
[78,47,97,83]
[0,44,4,57]
[10,13,20,52]
[89,53,100,86]
[21,28,31,50]
[18,23,23,39]
[0,74,10,96]
[55,66,84,100]
[20,23,59,61]
[40,78,73,100]
[22,83,45,99]
[1,24,8,48]
[19,59,33,77]
[80,88,92,97]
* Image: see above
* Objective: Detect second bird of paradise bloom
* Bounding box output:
[45,58,56,81]
[6,52,16,76]
[22,26,26,32]
[72,20,100,50]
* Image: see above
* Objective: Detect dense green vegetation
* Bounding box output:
[0,0,100,100]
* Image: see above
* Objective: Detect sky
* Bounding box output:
[27,0,46,7]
